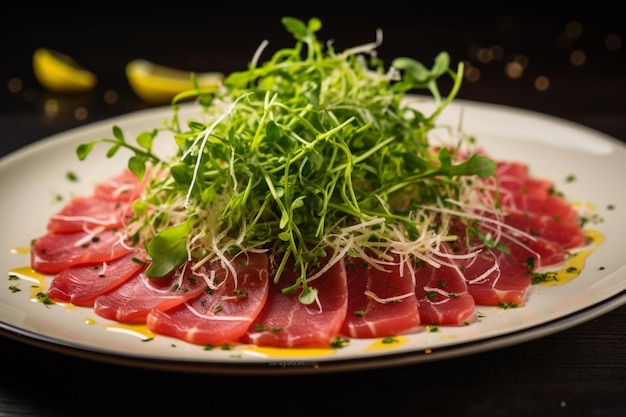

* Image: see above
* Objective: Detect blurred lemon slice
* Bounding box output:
[126,59,224,104]
[32,48,97,93]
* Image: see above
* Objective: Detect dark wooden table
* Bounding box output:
[2,6,625,416]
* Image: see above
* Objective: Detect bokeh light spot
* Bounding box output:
[569,50,586,66]
[606,34,622,51]
[505,61,524,79]
[7,78,23,93]
[534,76,550,91]
[74,107,88,121]
[565,21,583,38]
[104,90,119,104]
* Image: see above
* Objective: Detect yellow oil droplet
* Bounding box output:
[8,266,45,284]
[585,229,604,245]
[85,318,97,325]
[104,322,155,340]
[8,266,48,300]
[240,345,336,358]
[11,246,30,255]
[61,303,77,312]
[538,229,603,287]
[571,201,596,211]
[362,335,409,352]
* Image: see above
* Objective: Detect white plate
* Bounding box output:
[2,99,625,375]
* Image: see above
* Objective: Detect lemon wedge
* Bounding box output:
[32,48,97,93]
[126,59,224,104]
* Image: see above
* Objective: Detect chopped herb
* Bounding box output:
[524,257,536,272]
[254,323,282,333]
[9,285,21,293]
[36,291,55,306]
[330,336,350,348]
[497,301,519,309]
[468,226,510,254]
[233,289,248,297]
[531,271,558,284]
[66,171,79,182]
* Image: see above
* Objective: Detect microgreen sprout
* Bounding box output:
[76,17,498,306]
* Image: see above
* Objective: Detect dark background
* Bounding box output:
[1,3,625,416]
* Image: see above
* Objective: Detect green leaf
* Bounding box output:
[128,155,146,180]
[112,125,124,141]
[435,147,496,179]
[106,143,121,158]
[145,221,190,278]
[76,142,95,160]
[136,131,155,150]
[282,17,310,42]
[298,285,318,305]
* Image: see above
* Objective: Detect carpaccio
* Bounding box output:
[29,161,588,348]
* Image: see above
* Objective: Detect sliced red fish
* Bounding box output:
[146,252,269,346]
[415,249,475,326]
[46,195,132,233]
[93,168,146,202]
[47,251,146,306]
[448,220,567,306]
[30,228,133,275]
[242,253,348,348]
[94,262,208,323]
[504,211,586,250]
[339,255,420,339]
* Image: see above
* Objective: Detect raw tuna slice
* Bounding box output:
[46,195,132,233]
[47,251,146,306]
[146,252,269,346]
[339,255,420,339]
[491,160,586,249]
[94,262,208,323]
[461,245,531,306]
[506,194,579,223]
[448,220,567,306]
[30,228,133,275]
[93,168,146,202]
[504,211,586,250]
[242,254,348,348]
[458,234,538,306]
[415,251,475,326]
